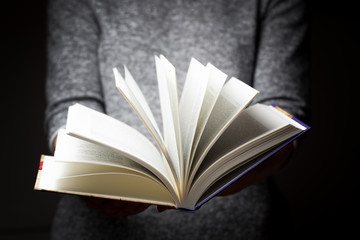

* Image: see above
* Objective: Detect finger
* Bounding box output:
[81,196,105,209]
[157,205,175,213]
[101,201,150,217]
[100,200,130,216]
[81,197,127,216]
[121,202,150,216]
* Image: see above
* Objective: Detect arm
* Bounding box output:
[253,0,309,121]
[220,0,309,195]
[45,0,105,151]
[46,0,150,216]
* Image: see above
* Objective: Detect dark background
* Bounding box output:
[0,0,358,239]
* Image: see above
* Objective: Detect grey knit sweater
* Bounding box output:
[46,0,308,239]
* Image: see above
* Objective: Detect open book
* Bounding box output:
[35,56,309,210]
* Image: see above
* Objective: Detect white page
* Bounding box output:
[155,55,182,186]
[181,150,272,210]
[65,104,178,197]
[124,66,160,133]
[198,104,288,168]
[187,63,227,178]
[113,68,168,159]
[191,104,290,185]
[187,104,304,202]
[179,58,209,179]
[55,130,159,181]
[39,156,176,207]
[189,127,298,204]
[189,77,259,183]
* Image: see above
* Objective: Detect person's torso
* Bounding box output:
[90,0,264,136]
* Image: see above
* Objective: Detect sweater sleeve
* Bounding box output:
[252,0,309,121]
[45,0,105,150]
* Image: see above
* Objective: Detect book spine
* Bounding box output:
[34,155,45,190]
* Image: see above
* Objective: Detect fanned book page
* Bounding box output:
[35,56,309,210]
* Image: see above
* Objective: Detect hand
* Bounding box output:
[82,197,177,216]
[217,143,294,196]
[157,205,175,213]
[82,196,151,217]
[53,135,58,150]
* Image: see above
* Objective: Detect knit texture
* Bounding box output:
[46,0,308,239]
